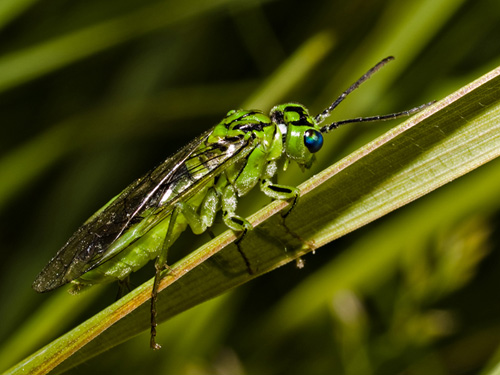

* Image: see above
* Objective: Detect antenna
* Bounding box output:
[320,102,433,133]
[315,56,433,134]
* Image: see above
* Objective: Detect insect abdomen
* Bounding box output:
[70,206,191,291]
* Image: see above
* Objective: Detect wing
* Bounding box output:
[32,128,254,292]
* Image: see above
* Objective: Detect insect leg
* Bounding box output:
[260,178,317,253]
[150,206,180,350]
[221,184,254,273]
[180,187,220,235]
[260,178,300,217]
[116,276,131,300]
[150,187,222,348]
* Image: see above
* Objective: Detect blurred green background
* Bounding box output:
[1,0,500,374]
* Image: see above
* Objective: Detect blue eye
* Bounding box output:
[304,129,323,153]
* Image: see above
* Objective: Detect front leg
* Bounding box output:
[260,177,316,256]
[260,178,300,217]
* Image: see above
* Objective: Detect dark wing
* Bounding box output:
[33,128,253,292]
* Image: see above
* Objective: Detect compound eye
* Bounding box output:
[303,129,323,153]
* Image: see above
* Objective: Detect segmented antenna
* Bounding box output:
[320,101,434,133]
[314,56,395,125]
[315,56,434,134]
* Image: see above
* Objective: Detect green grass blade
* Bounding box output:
[0,0,257,93]
[313,0,467,115]
[5,59,499,375]
[242,31,336,109]
[0,0,39,30]
[484,361,500,375]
